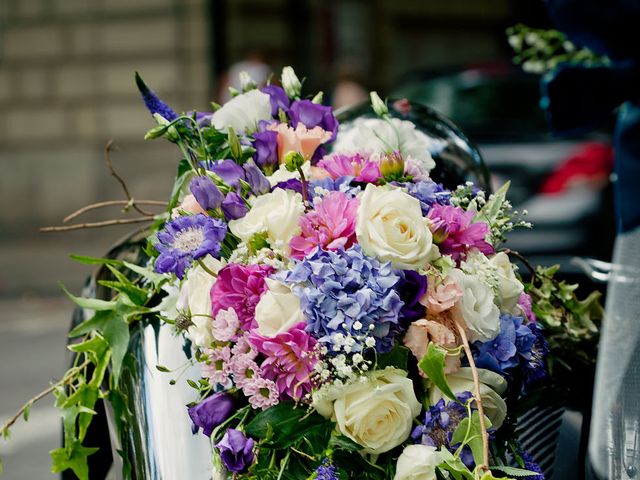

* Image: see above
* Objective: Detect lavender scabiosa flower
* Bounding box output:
[411,391,475,468]
[215,428,255,473]
[283,245,403,353]
[472,314,537,376]
[135,72,178,121]
[154,214,227,278]
[315,458,338,480]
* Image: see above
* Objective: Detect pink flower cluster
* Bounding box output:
[316,153,381,183]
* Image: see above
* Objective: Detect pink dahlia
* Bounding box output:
[249,323,317,401]
[316,153,381,183]
[211,263,273,330]
[289,191,359,259]
[427,205,494,262]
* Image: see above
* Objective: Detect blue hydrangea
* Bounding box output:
[310,176,361,199]
[282,246,403,352]
[396,180,451,215]
[412,391,475,468]
[315,458,338,480]
[472,314,537,376]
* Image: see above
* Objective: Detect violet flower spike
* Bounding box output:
[215,428,255,473]
[135,72,178,121]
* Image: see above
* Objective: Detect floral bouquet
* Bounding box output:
[0,67,603,480]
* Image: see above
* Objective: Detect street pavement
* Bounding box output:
[0,297,71,480]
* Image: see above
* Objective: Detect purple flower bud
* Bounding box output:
[189,176,223,210]
[243,159,270,195]
[215,428,255,473]
[222,192,249,220]
[289,100,339,141]
[261,85,291,117]
[397,270,427,324]
[187,392,235,437]
[252,130,279,172]
[210,159,245,189]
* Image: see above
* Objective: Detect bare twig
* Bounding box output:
[63,199,167,224]
[41,216,156,232]
[455,320,491,473]
[104,140,154,216]
[1,360,91,435]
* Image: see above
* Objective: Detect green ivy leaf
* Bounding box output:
[102,313,130,384]
[451,411,492,467]
[50,441,99,480]
[437,448,474,480]
[418,343,458,401]
[123,261,166,288]
[69,254,123,266]
[61,285,118,312]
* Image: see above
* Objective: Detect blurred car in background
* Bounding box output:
[392,64,615,287]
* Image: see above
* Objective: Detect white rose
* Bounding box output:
[312,368,421,454]
[255,278,305,337]
[429,367,508,428]
[211,89,272,133]
[333,117,436,173]
[448,268,500,342]
[394,445,440,480]
[356,184,439,270]
[489,252,524,311]
[182,255,225,348]
[228,188,304,253]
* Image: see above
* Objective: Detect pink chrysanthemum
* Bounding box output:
[289,191,359,259]
[427,204,494,262]
[231,332,259,360]
[230,355,261,389]
[243,377,279,410]
[316,153,381,183]
[249,323,317,401]
[202,347,231,386]
[211,263,273,330]
[211,307,240,342]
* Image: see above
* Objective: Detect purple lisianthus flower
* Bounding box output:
[189,176,223,210]
[472,314,537,376]
[397,270,427,325]
[242,159,270,195]
[222,192,249,220]
[261,85,290,117]
[195,111,213,127]
[522,321,548,388]
[154,214,227,279]
[289,100,339,141]
[135,72,178,121]
[209,159,245,189]
[412,391,475,468]
[252,130,279,172]
[272,178,307,195]
[187,391,235,437]
[215,428,255,473]
[283,245,403,353]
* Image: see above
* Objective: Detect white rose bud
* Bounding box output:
[281,66,302,98]
[489,252,524,311]
[255,279,305,337]
[229,188,304,253]
[429,367,508,428]
[356,184,439,270]
[448,268,500,342]
[393,445,440,480]
[312,367,421,454]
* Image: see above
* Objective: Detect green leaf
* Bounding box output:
[61,284,117,312]
[155,365,171,373]
[451,411,492,467]
[102,314,130,384]
[418,343,458,401]
[50,442,99,480]
[479,181,510,223]
[123,261,166,288]
[437,448,474,480]
[98,280,148,306]
[328,434,361,452]
[68,310,113,338]
[23,403,31,422]
[377,345,409,370]
[491,465,541,477]
[69,254,123,266]
[68,335,109,356]
[245,401,328,448]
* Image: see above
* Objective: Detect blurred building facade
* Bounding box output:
[0,0,543,238]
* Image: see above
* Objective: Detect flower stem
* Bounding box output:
[197,259,218,278]
[455,320,490,473]
[297,166,310,209]
[276,450,291,480]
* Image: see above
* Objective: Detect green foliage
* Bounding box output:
[377,345,409,371]
[525,264,603,369]
[418,343,458,402]
[451,410,492,468]
[50,442,99,480]
[491,465,540,477]
[506,23,610,74]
